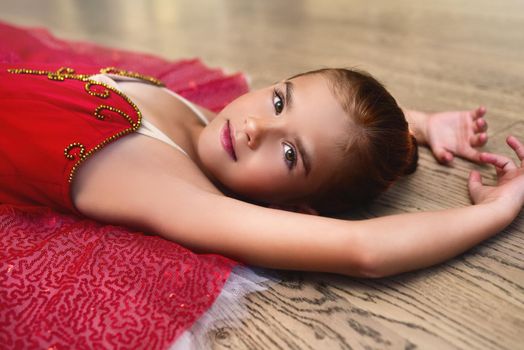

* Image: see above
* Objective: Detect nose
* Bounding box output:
[244,116,282,149]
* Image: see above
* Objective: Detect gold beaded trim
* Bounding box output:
[7,66,164,86]
[8,67,90,81]
[100,67,164,86]
[64,142,86,160]
[8,66,145,183]
[94,105,137,128]
[66,128,139,183]
[85,81,110,98]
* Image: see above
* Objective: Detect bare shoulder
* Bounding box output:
[71,132,220,228]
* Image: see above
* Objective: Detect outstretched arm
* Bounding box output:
[148,137,523,278]
[360,136,522,277]
[81,135,520,278]
[402,107,489,165]
[152,187,514,278]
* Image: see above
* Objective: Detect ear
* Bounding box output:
[268,203,319,216]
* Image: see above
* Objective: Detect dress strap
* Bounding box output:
[137,119,189,157]
[89,70,210,156]
[97,71,210,126]
[88,73,191,157]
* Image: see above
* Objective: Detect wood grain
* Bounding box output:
[1,0,522,348]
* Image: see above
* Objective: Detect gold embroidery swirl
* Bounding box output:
[64,142,86,160]
[7,66,145,184]
[85,82,110,98]
[100,67,164,86]
[8,67,90,81]
[94,105,137,128]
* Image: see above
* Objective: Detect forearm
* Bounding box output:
[353,201,515,277]
[402,108,429,145]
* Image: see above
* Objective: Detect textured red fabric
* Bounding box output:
[0,204,237,349]
[0,21,248,349]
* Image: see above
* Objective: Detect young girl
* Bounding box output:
[1,64,522,278]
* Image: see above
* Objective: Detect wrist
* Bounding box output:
[503,196,522,222]
[481,196,521,227]
[403,109,429,145]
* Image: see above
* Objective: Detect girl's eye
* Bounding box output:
[283,143,297,170]
[273,89,284,115]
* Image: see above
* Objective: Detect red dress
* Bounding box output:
[0,65,155,215]
[0,21,258,350]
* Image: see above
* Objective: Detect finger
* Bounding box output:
[470,133,488,147]
[479,152,517,171]
[507,135,524,165]
[473,118,488,133]
[468,170,483,201]
[433,145,454,164]
[471,106,487,121]
[491,163,505,179]
[461,146,482,163]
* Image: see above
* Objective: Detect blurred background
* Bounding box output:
[1,0,523,111]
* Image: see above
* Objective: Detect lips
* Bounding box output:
[221,119,237,161]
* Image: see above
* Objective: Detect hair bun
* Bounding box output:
[403,134,419,175]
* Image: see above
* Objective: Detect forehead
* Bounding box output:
[288,73,347,123]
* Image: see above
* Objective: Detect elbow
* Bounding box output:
[356,251,386,279]
[338,224,389,279]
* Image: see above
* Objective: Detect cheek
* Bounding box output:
[232,157,289,195]
[219,94,254,117]
[220,91,269,122]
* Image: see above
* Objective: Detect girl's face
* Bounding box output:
[197,73,349,205]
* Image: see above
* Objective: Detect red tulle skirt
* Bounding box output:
[0,21,249,349]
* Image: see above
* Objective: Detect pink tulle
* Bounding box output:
[0,21,249,349]
[0,21,248,113]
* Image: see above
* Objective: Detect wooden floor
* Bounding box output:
[1,0,523,348]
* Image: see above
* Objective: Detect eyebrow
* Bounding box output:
[295,137,312,177]
[285,81,311,177]
[284,81,294,111]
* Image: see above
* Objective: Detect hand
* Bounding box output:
[468,136,524,215]
[426,106,488,165]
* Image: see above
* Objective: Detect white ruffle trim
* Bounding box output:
[170,265,281,349]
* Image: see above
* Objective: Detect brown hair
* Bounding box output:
[290,68,418,214]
